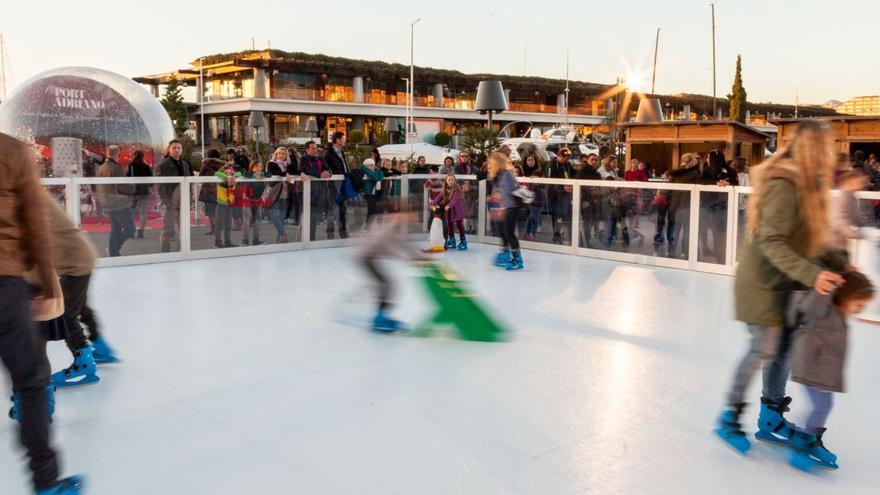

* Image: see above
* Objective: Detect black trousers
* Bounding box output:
[501,208,521,252]
[0,277,59,490]
[60,273,97,352]
[362,258,390,309]
[365,195,380,227]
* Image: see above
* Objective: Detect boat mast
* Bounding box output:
[564,50,570,127]
[651,27,661,94]
[711,3,717,118]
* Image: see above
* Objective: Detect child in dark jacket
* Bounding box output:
[786,271,875,471]
[432,174,467,250]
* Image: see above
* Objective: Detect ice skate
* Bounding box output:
[372,308,405,333]
[505,252,524,271]
[714,403,750,454]
[52,346,99,388]
[36,475,86,495]
[754,397,799,447]
[457,238,468,250]
[9,385,55,423]
[788,428,838,470]
[91,335,120,364]
[493,250,510,267]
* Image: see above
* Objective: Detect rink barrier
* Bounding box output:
[37,176,880,286]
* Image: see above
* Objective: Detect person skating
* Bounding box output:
[488,152,525,270]
[358,209,425,332]
[0,132,85,494]
[40,190,120,388]
[785,272,874,471]
[715,121,846,455]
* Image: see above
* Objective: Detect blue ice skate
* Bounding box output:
[9,385,55,423]
[789,427,838,470]
[457,238,468,250]
[714,404,750,454]
[754,397,799,447]
[493,251,511,267]
[52,346,99,388]
[37,475,86,495]
[445,237,457,250]
[505,252,524,271]
[372,309,405,333]
[90,335,120,364]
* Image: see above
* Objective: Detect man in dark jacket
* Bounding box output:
[545,148,574,244]
[0,132,85,493]
[301,141,336,240]
[323,131,351,238]
[154,139,193,252]
[96,145,135,257]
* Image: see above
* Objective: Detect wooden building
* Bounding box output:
[624,120,768,171]
[775,116,880,157]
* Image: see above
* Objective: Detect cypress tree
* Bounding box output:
[728,55,747,123]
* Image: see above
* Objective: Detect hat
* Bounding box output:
[363,158,376,167]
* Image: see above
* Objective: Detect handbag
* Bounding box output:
[261,181,284,208]
[336,175,359,204]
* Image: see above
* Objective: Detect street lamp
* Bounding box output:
[248,110,266,162]
[408,18,421,143]
[199,57,205,160]
[305,118,319,141]
[475,80,507,129]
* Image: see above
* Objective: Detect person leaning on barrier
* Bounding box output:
[96,145,135,257]
[155,139,193,252]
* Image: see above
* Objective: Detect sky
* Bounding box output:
[2,0,878,105]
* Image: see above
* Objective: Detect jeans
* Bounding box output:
[726,324,792,405]
[160,206,179,252]
[132,195,150,231]
[242,206,261,243]
[107,208,135,256]
[526,207,541,236]
[203,202,217,232]
[804,385,834,433]
[269,203,287,238]
[365,195,379,228]
[214,204,233,246]
[500,208,521,252]
[0,277,59,490]
[59,274,94,351]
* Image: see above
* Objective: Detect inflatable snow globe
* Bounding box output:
[0,66,174,177]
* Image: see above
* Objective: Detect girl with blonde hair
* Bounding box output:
[488,152,525,270]
[716,120,847,455]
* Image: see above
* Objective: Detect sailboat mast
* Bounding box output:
[564,50,570,127]
[651,27,660,94]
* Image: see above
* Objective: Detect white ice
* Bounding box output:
[1,244,878,494]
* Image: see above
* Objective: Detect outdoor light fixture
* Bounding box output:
[248,110,266,160]
[305,118,319,134]
[475,80,507,129]
[383,117,400,133]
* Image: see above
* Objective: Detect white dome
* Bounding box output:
[0,66,175,170]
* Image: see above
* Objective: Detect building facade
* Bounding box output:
[135,50,612,147]
[835,96,880,116]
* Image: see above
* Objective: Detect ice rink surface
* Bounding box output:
[1,244,878,494]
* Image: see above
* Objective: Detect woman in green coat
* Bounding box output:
[715,121,846,454]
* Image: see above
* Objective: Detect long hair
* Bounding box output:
[601,155,618,172]
[487,152,512,179]
[441,173,460,202]
[746,120,833,257]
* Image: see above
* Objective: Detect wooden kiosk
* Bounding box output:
[624,121,768,171]
[776,116,880,156]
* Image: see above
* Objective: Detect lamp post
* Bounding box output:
[475,80,508,130]
[384,117,400,144]
[408,18,421,143]
[199,57,205,161]
[248,110,266,162]
[305,118,319,142]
